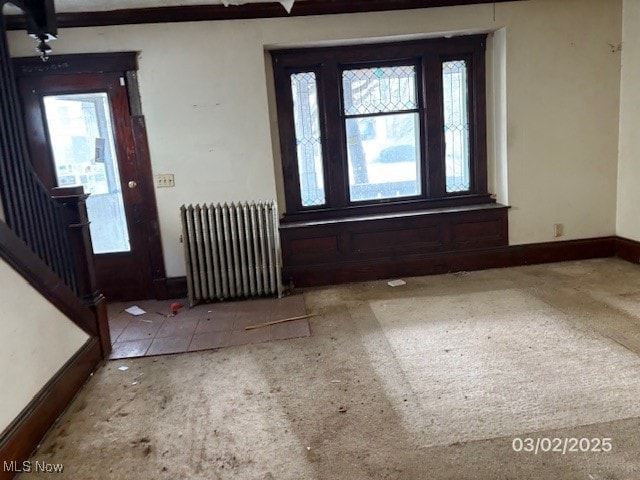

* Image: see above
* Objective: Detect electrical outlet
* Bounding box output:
[554,223,564,238]
[155,174,175,188]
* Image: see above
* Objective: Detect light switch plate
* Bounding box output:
[155,174,175,188]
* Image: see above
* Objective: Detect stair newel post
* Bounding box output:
[52,185,111,358]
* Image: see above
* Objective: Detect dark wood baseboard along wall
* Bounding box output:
[165,276,188,299]
[284,236,617,288]
[0,338,102,480]
[166,236,637,293]
[616,236,640,265]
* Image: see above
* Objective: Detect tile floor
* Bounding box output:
[107,294,310,360]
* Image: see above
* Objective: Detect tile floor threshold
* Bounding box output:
[107,294,310,360]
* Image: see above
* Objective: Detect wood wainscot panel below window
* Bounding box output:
[280,203,509,287]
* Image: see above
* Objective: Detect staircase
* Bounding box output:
[0,3,109,478]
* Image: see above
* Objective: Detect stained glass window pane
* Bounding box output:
[443,60,470,193]
[342,66,417,116]
[346,113,421,202]
[291,72,326,207]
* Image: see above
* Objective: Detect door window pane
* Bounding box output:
[43,93,131,254]
[343,65,421,202]
[443,60,470,193]
[290,72,325,207]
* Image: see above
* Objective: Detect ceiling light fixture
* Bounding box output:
[221,0,296,14]
[33,32,55,62]
[4,0,57,62]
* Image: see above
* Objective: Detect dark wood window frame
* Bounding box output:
[272,34,492,223]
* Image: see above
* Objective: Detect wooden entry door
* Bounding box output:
[16,54,165,301]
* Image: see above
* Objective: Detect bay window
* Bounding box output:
[272,34,491,221]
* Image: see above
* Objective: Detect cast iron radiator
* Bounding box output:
[180,201,283,306]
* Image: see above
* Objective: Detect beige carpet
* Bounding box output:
[16,259,640,479]
[369,288,640,447]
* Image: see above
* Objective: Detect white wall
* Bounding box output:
[8,0,623,276]
[617,0,640,242]
[0,257,89,432]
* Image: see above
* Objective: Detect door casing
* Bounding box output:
[14,52,168,301]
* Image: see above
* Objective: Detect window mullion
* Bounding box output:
[320,62,348,209]
[424,55,445,198]
[471,47,488,195]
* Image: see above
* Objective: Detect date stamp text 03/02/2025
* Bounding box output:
[512,437,612,455]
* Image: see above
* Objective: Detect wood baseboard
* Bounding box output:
[152,277,169,300]
[284,237,617,288]
[165,236,640,291]
[165,276,188,299]
[616,236,640,265]
[512,236,617,266]
[0,338,102,480]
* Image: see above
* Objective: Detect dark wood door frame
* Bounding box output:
[13,52,169,300]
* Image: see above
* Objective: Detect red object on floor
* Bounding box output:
[170,302,182,315]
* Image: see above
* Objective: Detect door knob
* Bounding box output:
[128,180,138,189]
